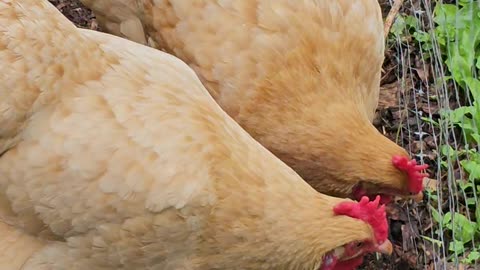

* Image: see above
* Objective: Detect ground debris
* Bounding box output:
[48,0,98,30]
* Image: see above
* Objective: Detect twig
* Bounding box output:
[383,0,404,39]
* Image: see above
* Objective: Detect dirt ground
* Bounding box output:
[48,0,449,269]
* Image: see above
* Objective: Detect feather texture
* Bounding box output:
[80,0,426,200]
[0,1,386,269]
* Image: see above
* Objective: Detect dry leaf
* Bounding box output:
[423,178,438,191]
[378,83,400,110]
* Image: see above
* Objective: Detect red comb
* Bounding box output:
[392,155,429,194]
[333,196,388,243]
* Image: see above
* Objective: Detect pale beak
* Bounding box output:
[376,239,393,255]
[410,192,424,202]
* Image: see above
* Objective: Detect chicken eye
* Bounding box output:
[355,242,364,249]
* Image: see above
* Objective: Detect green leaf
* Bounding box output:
[471,133,480,145]
[464,250,480,264]
[413,31,431,43]
[458,0,471,6]
[458,181,474,192]
[441,160,448,168]
[444,212,452,229]
[461,160,480,181]
[444,106,475,124]
[441,144,457,158]
[465,77,480,102]
[445,50,471,84]
[390,15,406,37]
[404,15,419,29]
[430,206,443,224]
[434,3,480,91]
[434,4,459,27]
[467,197,477,206]
[451,213,477,243]
[449,240,466,254]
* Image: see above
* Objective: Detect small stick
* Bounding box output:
[384,0,405,38]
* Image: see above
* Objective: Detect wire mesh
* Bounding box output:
[376,0,480,269]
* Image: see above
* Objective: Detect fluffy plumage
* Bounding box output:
[80,0,429,202]
[0,221,45,270]
[0,1,390,269]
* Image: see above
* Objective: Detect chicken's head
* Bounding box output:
[392,155,429,194]
[352,155,429,204]
[319,196,392,270]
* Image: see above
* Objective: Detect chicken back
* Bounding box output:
[0,1,391,269]
[80,0,429,202]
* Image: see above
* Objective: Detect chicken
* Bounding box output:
[0,221,45,270]
[80,0,429,203]
[0,1,392,269]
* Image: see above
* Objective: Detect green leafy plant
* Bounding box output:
[412,1,480,265]
[390,14,432,51]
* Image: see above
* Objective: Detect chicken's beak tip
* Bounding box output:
[377,240,393,255]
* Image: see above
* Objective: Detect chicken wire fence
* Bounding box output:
[380,0,480,269]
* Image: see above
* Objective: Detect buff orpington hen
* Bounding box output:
[0,1,392,269]
[80,0,429,204]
